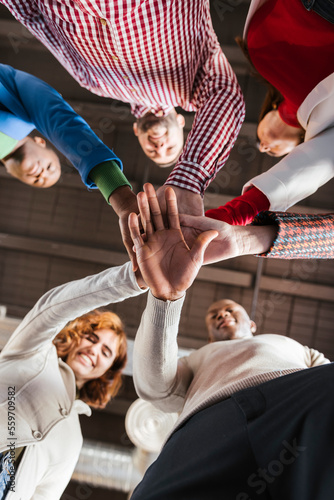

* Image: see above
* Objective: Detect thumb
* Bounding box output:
[189,230,218,265]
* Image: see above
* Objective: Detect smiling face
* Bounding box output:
[2,136,61,187]
[66,328,120,389]
[257,110,303,157]
[205,299,256,342]
[133,110,185,166]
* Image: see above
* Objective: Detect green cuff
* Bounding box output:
[0,132,19,159]
[89,160,132,204]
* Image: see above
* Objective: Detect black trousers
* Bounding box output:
[131,364,334,500]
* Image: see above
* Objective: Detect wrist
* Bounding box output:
[164,185,204,216]
[151,289,185,302]
[134,269,147,289]
[108,185,137,216]
[233,224,278,256]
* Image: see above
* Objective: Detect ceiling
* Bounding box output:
[0,2,333,498]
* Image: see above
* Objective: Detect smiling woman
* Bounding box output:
[55,310,127,408]
[0,261,146,500]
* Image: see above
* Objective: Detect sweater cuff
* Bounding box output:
[205,187,270,225]
[146,291,186,329]
[89,160,132,204]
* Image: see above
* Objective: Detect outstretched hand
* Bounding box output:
[128,184,218,301]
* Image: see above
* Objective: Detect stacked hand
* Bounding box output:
[179,215,239,265]
[128,184,218,301]
[180,214,276,263]
[156,185,204,218]
[109,186,139,268]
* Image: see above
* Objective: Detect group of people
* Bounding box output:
[0,0,333,498]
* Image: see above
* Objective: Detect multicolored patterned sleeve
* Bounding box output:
[253,212,334,259]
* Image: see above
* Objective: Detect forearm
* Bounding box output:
[233,223,278,257]
[0,64,122,187]
[231,211,334,259]
[253,212,334,259]
[200,211,333,264]
[89,161,131,203]
[133,292,189,413]
[166,58,245,194]
[2,262,145,357]
[107,184,137,216]
[243,128,334,211]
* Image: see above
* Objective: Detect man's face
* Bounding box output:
[205,299,256,342]
[2,136,61,188]
[133,111,185,167]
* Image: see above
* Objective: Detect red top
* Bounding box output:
[247,0,334,126]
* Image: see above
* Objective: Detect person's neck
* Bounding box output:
[275,110,303,139]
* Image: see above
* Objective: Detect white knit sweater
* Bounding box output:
[133,292,330,437]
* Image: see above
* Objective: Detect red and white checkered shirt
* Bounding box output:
[2,0,245,195]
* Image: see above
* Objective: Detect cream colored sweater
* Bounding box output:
[133,292,330,436]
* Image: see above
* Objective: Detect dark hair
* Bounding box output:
[53,310,127,409]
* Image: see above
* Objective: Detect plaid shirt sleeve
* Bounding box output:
[253,212,334,259]
[166,48,245,195]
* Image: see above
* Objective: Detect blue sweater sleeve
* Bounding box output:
[0,64,123,188]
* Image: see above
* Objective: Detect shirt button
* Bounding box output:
[100,18,107,26]
[123,75,129,79]
[111,55,119,61]
[32,430,43,440]
[60,408,69,417]
[156,110,164,117]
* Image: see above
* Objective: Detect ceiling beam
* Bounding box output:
[0,232,252,286]
[0,232,332,302]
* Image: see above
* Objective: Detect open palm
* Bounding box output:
[128,184,217,301]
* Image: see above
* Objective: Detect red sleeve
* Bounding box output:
[205,187,270,225]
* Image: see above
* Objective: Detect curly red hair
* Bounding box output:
[53,309,127,409]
